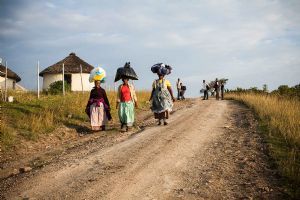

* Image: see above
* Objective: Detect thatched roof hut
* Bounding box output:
[0,64,21,82]
[0,64,26,91]
[40,53,95,91]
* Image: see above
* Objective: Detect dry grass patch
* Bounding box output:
[227,93,300,197]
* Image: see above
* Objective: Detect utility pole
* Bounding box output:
[80,64,83,93]
[37,61,40,99]
[4,61,7,102]
[0,58,4,101]
[62,63,65,96]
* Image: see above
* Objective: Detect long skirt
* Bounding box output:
[118,101,135,127]
[151,89,173,120]
[90,102,107,130]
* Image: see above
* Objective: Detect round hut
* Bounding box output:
[0,64,22,90]
[39,53,94,91]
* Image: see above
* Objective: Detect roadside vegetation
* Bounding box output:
[227,84,300,197]
[0,89,150,151]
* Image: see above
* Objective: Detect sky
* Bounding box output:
[0,0,300,97]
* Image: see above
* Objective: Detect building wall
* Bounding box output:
[71,73,94,91]
[0,76,16,90]
[42,74,63,90]
[42,73,93,91]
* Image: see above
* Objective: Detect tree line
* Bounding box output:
[229,83,300,99]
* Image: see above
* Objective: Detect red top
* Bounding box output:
[120,85,131,102]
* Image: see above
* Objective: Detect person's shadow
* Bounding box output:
[64,121,91,135]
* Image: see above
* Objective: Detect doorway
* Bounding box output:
[64,74,71,85]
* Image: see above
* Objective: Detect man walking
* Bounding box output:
[202,80,209,100]
[180,83,186,100]
[176,78,182,100]
[221,81,225,100]
[214,78,220,100]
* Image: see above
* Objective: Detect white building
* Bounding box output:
[0,64,26,91]
[39,53,94,91]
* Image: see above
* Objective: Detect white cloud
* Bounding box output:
[0,0,299,94]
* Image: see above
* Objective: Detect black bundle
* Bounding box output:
[114,62,139,82]
[151,63,172,75]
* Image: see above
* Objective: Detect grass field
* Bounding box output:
[0,90,151,150]
[226,92,300,196]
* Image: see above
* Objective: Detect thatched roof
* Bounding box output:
[0,64,21,82]
[39,53,94,77]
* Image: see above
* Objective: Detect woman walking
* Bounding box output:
[86,67,112,131]
[149,63,175,126]
[116,78,138,131]
[115,62,139,132]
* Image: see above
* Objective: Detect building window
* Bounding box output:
[13,81,16,90]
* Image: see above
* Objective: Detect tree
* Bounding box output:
[262,84,268,93]
[277,85,290,95]
[294,84,300,99]
[249,87,259,92]
[236,87,244,92]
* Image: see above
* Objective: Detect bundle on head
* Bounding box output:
[89,67,106,83]
[151,63,162,73]
[114,61,138,82]
[164,65,172,75]
[151,63,172,75]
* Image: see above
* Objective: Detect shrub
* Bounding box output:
[271,84,300,99]
[48,81,71,95]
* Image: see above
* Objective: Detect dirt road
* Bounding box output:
[1,99,288,199]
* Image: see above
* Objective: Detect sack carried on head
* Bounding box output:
[151,63,172,75]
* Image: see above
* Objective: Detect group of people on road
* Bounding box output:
[85,63,176,132]
[202,78,225,100]
[85,63,226,132]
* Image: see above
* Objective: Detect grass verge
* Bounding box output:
[226,93,300,198]
[0,90,150,150]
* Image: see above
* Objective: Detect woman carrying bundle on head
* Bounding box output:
[115,62,138,132]
[86,67,112,131]
[149,63,175,126]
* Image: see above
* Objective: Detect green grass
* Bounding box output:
[0,90,151,150]
[0,124,16,147]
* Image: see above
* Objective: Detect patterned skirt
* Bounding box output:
[151,89,173,118]
[118,101,135,126]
